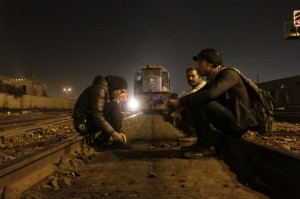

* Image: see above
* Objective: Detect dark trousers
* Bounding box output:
[180,107,195,134]
[99,101,123,139]
[87,101,123,143]
[190,101,245,145]
[103,101,123,132]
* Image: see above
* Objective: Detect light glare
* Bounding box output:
[128,98,139,110]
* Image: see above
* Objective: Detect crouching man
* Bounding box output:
[73,75,132,150]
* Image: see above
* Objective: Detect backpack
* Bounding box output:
[230,68,275,134]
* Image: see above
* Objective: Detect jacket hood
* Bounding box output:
[105,75,127,90]
[92,75,106,85]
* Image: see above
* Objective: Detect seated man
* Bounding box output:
[168,48,258,152]
[72,75,131,150]
[173,67,206,136]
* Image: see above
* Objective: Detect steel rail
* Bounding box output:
[0,113,141,195]
[0,135,85,194]
[0,116,71,130]
[0,117,73,144]
[274,110,300,122]
[222,135,300,199]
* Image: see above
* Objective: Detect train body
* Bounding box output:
[133,64,175,112]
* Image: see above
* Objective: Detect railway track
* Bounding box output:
[274,110,300,122]
[222,136,300,199]
[0,112,142,195]
[0,112,72,131]
[0,117,73,144]
[0,112,299,198]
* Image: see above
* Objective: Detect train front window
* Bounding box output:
[143,68,161,76]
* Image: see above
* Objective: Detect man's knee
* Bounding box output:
[190,102,238,133]
[104,102,122,117]
[109,101,122,111]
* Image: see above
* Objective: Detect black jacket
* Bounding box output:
[73,75,115,134]
[179,68,257,131]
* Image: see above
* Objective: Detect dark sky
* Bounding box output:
[0,0,299,99]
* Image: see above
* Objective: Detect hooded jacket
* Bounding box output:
[73,75,127,134]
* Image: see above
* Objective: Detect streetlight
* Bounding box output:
[63,87,72,99]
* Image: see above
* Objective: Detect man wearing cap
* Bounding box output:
[168,48,257,152]
[73,75,131,150]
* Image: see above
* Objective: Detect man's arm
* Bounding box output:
[89,85,115,134]
[180,69,240,106]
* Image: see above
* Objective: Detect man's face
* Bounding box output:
[186,69,201,87]
[113,90,122,99]
[194,59,213,76]
[113,89,126,100]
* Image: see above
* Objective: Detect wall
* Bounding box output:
[257,75,300,107]
[0,93,76,110]
[0,75,45,96]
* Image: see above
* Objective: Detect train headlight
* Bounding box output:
[128,98,139,111]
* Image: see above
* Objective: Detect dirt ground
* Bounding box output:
[21,114,269,199]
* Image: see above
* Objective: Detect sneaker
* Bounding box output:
[184,147,216,159]
[183,133,197,138]
[94,133,112,148]
[177,136,196,143]
[181,143,212,151]
[95,140,112,150]
[110,142,133,150]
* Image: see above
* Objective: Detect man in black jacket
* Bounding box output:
[73,75,130,149]
[168,48,257,151]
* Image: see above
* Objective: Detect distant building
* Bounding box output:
[0,75,46,96]
[257,75,300,107]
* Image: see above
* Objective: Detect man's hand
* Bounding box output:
[111,131,126,143]
[167,99,181,109]
[120,133,127,143]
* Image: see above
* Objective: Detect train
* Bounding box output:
[132,64,176,112]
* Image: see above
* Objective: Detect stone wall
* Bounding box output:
[0,93,76,110]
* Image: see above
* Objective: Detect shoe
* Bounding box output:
[95,140,112,150]
[177,135,196,143]
[181,143,213,151]
[110,142,133,150]
[182,143,216,158]
[184,147,216,159]
[183,132,197,137]
[94,135,112,149]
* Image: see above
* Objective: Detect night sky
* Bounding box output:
[0,0,299,99]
